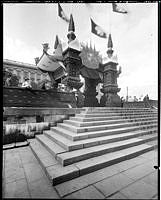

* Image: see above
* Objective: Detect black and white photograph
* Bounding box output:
[3,2,158,199]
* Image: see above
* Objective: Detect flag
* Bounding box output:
[91,18,107,38]
[112,3,128,14]
[58,3,70,23]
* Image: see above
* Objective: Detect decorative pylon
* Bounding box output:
[100,33,121,107]
[67,14,76,43]
[62,14,83,91]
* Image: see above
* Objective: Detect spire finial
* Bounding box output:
[107,34,113,57]
[54,35,59,49]
[108,33,113,48]
[68,14,75,32]
[67,14,76,43]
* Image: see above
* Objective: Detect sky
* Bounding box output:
[3,2,158,100]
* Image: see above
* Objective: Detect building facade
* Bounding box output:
[3,59,50,84]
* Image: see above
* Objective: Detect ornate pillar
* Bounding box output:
[84,78,99,107]
[62,14,83,91]
[100,34,121,107]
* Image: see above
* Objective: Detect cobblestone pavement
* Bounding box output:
[3,145,158,199]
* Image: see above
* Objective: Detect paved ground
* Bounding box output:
[3,145,158,199]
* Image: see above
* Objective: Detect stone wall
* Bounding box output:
[123,100,158,108]
[3,107,85,125]
[3,87,76,108]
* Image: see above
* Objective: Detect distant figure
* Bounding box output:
[75,93,78,107]
[22,78,32,89]
[146,94,149,100]
[121,97,124,108]
[5,74,12,87]
[41,81,51,90]
[143,94,149,102]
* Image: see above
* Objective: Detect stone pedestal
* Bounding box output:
[100,63,121,107]
[84,78,99,107]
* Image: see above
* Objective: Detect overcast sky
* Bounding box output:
[3,3,158,100]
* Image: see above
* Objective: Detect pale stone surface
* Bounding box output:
[140,150,158,159]
[120,179,157,199]
[23,162,46,183]
[106,191,129,199]
[94,173,134,197]
[36,134,67,155]
[30,139,59,168]
[40,156,58,168]
[140,171,158,187]
[122,162,155,181]
[114,155,150,172]
[55,165,119,197]
[46,163,79,185]
[4,179,30,198]
[63,185,105,199]
[55,176,89,197]
[3,106,158,198]
[28,178,59,198]
[5,167,26,183]
[75,151,125,175]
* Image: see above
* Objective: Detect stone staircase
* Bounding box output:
[29,107,158,186]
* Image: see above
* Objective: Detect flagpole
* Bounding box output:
[109,3,111,34]
[86,4,92,48]
[70,2,73,14]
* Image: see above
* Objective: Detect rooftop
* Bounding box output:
[3,59,37,69]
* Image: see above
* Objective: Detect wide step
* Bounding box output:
[36,134,67,156]
[70,113,157,122]
[64,116,157,127]
[29,107,158,186]
[57,133,157,166]
[45,128,157,151]
[58,120,157,133]
[51,123,157,141]
[48,144,157,185]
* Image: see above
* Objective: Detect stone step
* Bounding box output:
[70,113,157,122]
[57,133,157,166]
[50,144,157,185]
[84,107,154,110]
[64,116,157,127]
[84,107,156,110]
[51,123,157,141]
[74,143,157,176]
[30,133,157,186]
[58,120,157,133]
[77,111,157,118]
[44,130,83,151]
[29,138,79,186]
[35,134,67,157]
[85,109,157,114]
[44,128,157,152]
